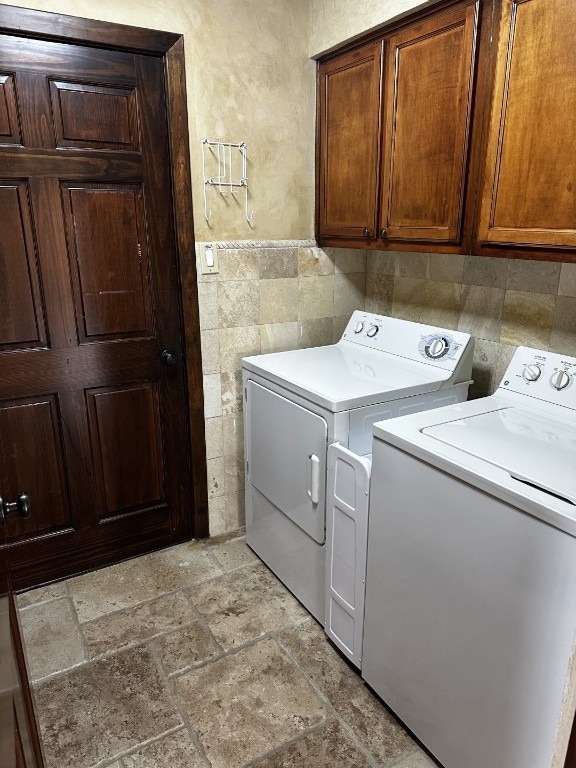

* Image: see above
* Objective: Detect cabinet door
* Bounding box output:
[478,0,576,249]
[379,2,479,245]
[318,42,382,239]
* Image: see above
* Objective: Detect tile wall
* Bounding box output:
[196,241,366,536]
[197,243,576,535]
[363,251,576,399]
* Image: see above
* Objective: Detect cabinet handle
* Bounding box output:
[381,228,387,239]
[362,227,370,237]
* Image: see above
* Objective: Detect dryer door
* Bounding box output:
[246,381,328,544]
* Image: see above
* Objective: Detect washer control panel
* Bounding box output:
[341,311,472,372]
[501,347,576,407]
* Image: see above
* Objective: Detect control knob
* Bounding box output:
[426,337,449,359]
[366,325,379,338]
[354,321,364,334]
[550,370,571,391]
[522,364,541,382]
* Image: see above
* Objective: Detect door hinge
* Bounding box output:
[244,386,247,402]
[137,242,142,260]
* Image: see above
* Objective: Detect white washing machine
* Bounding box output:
[362,346,576,768]
[243,311,473,623]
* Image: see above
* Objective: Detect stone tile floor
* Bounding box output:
[17,535,437,768]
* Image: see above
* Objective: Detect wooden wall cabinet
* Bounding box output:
[317,42,382,239]
[477,0,576,254]
[317,0,482,252]
[317,0,576,262]
[380,2,479,247]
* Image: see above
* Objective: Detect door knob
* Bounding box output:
[160,349,178,367]
[362,227,370,237]
[0,492,31,526]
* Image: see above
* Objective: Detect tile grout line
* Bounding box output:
[274,627,394,768]
[146,641,213,768]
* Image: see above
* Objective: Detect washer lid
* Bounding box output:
[422,407,576,505]
[242,343,448,411]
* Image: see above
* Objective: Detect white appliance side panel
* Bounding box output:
[362,440,576,768]
[348,382,470,455]
[247,380,327,544]
[246,485,325,622]
[325,443,370,668]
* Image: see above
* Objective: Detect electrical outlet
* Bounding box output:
[200,244,219,274]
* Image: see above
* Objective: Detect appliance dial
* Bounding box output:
[366,325,379,338]
[550,370,571,390]
[426,337,450,359]
[522,363,541,382]
[354,320,364,334]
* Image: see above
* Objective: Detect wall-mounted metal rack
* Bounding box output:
[202,138,254,224]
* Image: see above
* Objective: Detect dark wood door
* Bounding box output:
[0,34,194,589]
[379,1,479,245]
[1,514,44,767]
[317,41,383,240]
[477,0,576,249]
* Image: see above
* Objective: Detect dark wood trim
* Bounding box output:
[164,37,209,539]
[0,4,209,540]
[0,4,178,53]
[565,713,576,768]
[9,589,45,767]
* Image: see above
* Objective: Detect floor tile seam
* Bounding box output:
[29,614,213,686]
[239,716,342,768]
[80,616,213,663]
[385,748,430,768]
[192,557,266,583]
[272,632,340,720]
[65,585,93,665]
[73,583,203,625]
[167,619,316,679]
[88,724,186,768]
[31,655,94,687]
[17,593,67,612]
[179,588,226,654]
[146,641,213,767]
[202,543,230,572]
[165,624,311,684]
[330,709,395,768]
[202,531,246,550]
[270,628,396,766]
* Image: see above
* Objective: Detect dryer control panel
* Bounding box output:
[499,347,576,409]
[341,311,473,375]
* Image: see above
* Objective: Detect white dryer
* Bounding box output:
[242,311,473,623]
[362,346,576,768]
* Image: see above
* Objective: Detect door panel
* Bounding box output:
[0,397,71,542]
[63,185,152,340]
[380,1,479,243]
[50,81,138,151]
[0,32,194,588]
[87,383,164,519]
[0,74,19,143]
[0,183,46,350]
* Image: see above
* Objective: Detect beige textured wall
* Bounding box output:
[3,0,316,241]
[309,0,437,56]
